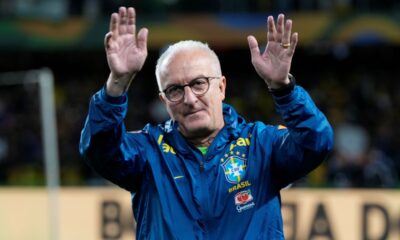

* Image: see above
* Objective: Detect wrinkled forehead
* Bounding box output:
[159,49,221,88]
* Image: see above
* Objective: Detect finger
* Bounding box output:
[267,16,276,42]
[104,32,113,50]
[247,35,260,61]
[127,7,136,35]
[137,28,148,51]
[282,19,292,45]
[276,14,284,43]
[109,13,119,40]
[119,7,127,34]
[288,32,298,56]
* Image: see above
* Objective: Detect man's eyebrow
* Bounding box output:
[163,83,180,91]
[163,76,206,90]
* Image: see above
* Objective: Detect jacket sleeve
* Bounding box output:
[79,87,148,192]
[269,85,334,188]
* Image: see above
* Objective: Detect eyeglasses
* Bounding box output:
[161,76,220,102]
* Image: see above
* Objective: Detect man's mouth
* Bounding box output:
[184,109,202,117]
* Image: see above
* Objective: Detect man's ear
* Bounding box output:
[219,76,226,100]
[159,93,167,104]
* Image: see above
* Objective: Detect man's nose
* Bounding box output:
[183,86,197,104]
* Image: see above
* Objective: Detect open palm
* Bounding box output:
[105,7,148,81]
[248,14,298,89]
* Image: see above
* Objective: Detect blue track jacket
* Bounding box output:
[80,85,333,239]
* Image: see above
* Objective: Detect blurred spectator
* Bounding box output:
[329,122,369,187]
[363,148,398,187]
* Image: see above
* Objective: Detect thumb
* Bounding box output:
[247,35,260,60]
[104,32,113,50]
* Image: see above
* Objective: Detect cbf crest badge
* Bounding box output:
[221,156,247,184]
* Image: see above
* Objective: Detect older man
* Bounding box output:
[80,6,333,239]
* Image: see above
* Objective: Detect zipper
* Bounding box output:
[199,161,205,172]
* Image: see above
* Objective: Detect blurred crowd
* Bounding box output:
[0,0,400,188]
[0,45,399,188]
[297,48,400,188]
[0,83,43,185]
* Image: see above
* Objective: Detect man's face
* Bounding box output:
[159,49,226,139]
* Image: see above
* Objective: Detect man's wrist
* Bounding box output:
[106,72,136,97]
[101,85,127,104]
[268,74,296,97]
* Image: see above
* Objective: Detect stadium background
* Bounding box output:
[0,0,399,239]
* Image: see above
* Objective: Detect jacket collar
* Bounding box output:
[160,103,245,154]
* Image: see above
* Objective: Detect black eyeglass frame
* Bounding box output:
[160,76,221,102]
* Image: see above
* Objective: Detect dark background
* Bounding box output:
[0,0,399,188]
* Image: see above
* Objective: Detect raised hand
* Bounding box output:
[247,14,298,89]
[105,7,148,96]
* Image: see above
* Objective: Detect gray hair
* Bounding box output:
[155,40,221,91]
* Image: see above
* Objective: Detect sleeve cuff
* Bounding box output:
[269,74,296,97]
[100,85,127,104]
[272,85,300,106]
